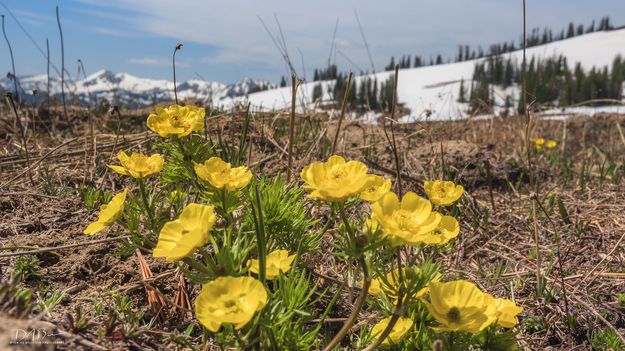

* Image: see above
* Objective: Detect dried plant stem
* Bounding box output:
[323,256,370,351]
[78,59,96,180]
[56,6,68,122]
[172,43,182,104]
[6,94,34,186]
[331,72,353,155]
[534,197,572,333]
[521,0,542,297]
[0,136,78,189]
[2,15,19,103]
[365,65,406,351]
[286,73,299,182]
[0,235,130,258]
[99,106,123,188]
[383,65,403,195]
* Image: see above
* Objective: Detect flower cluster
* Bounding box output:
[82,104,524,350]
[300,155,522,348]
[531,137,557,151]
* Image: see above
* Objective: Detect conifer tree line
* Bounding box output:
[385,16,616,70]
[467,54,625,114]
[297,15,622,114]
[312,74,398,112]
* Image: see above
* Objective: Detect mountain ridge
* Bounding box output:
[0,69,274,108]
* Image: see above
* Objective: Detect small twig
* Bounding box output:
[331,72,353,155]
[582,229,625,287]
[0,235,130,258]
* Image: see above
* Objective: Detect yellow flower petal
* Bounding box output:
[248,250,296,279]
[371,192,441,246]
[424,180,464,206]
[147,104,206,138]
[371,316,413,346]
[194,157,253,191]
[194,276,268,332]
[424,280,497,333]
[83,189,127,235]
[300,155,373,202]
[153,203,216,262]
[108,151,164,179]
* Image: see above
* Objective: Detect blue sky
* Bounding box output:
[1,0,624,84]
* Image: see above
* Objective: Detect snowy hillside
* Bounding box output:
[0,70,273,108]
[223,28,625,121]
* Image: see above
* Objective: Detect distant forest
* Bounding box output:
[291,16,624,114]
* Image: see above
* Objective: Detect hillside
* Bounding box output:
[225,28,625,121]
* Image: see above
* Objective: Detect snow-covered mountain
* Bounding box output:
[222,27,625,121]
[0,69,274,108]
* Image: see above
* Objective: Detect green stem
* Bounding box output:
[138,178,155,227]
[252,184,267,283]
[182,256,211,274]
[363,250,405,351]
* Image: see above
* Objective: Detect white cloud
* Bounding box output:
[76,0,625,79]
[128,57,190,68]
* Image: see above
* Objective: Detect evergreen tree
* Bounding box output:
[458,79,466,103]
[312,83,323,102]
[566,22,575,38]
[436,54,443,65]
[385,57,395,71]
[587,20,595,33]
[280,76,287,87]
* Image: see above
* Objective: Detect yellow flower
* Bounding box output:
[490,297,523,328]
[153,203,216,262]
[530,138,545,146]
[300,155,375,202]
[194,157,253,191]
[83,189,127,235]
[423,280,497,333]
[423,180,464,206]
[371,316,413,346]
[147,104,205,138]
[194,276,268,332]
[420,216,460,246]
[545,140,557,149]
[371,192,441,246]
[248,250,296,279]
[360,175,392,203]
[108,150,164,179]
[381,268,442,301]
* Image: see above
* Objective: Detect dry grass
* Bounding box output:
[1,107,625,349]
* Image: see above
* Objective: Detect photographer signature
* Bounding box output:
[10,328,64,345]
